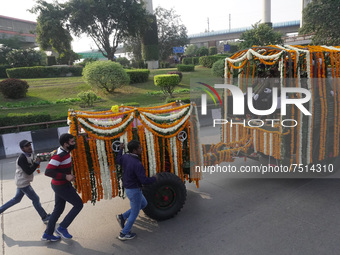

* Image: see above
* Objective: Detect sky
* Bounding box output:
[1,0,303,52]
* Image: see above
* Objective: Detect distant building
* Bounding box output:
[0,15,37,48]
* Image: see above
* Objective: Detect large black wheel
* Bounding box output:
[142,172,187,221]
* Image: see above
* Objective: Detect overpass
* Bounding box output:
[0,15,37,48]
[188,20,302,48]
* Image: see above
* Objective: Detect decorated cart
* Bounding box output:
[68,102,203,220]
[63,45,340,221]
[203,45,340,170]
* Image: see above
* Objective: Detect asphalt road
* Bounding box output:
[1,149,340,255]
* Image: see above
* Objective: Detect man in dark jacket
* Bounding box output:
[0,140,50,224]
[115,140,157,241]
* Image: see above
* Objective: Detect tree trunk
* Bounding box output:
[107,51,116,61]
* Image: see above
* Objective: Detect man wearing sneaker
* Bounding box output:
[0,140,50,224]
[115,140,157,241]
[41,133,83,242]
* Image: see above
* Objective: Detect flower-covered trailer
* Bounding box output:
[203,45,340,170]
[68,45,340,221]
[68,102,202,220]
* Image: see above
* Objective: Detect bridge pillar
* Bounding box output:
[263,0,271,23]
[208,41,217,48]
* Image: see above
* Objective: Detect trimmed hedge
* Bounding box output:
[167,71,183,82]
[0,113,51,127]
[192,57,200,65]
[154,74,180,97]
[0,113,67,134]
[177,64,195,72]
[154,74,180,87]
[182,57,199,65]
[199,55,226,68]
[47,56,57,66]
[142,14,159,61]
[6,66,83,78]
[209,46,217,55]
[142,44,159,61]
[159,62,170,68]
[182,57,192,65]
[125,69,150,84]
[212,59,225,78]
[0,65,10,78]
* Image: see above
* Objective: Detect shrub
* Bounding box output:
[82,61,130,93]
[125,69,150,84]
[0,65,10,78]
[146,88,189,96]
[212,59,225,78]
[167,71,183,82]
[192,57,200,65]
[55,98,81,104]
[77,90,98,107]
[0,78,29,99]
[182,57,192,65]
[116,57,130,68]
[166,97,191,103]
[6,66,83,78]
[159,62,170,68]
[0,113,51,127]
[199,55,225,68]
[182,57,199,65]
[209,46,217,55]
[47,56,57,66]
[0,46,12,65]
[177,64,195,72]
[0,113,56,134]
[124,102,140,107]
[154,74,180,97]
[6,48,42,67]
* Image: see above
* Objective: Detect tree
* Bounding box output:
[66,0,150,61]
[185,45,198,57]
[124,36,143,62]
[155,7,189,61]
[300,0,340,45]
[57,49,80,65]
[30,0,73,55]
[239,22,283,49]
[196,46,209,56]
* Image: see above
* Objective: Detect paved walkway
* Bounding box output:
[1,156,340,255]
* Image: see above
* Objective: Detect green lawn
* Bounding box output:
[0,66,217,119]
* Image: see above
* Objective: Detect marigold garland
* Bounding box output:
[69,103,202,203]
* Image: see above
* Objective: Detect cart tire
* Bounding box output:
[142,172,186,221]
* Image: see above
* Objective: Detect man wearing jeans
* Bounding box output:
[0,140,50,223]
[41,133,83,242]
[115,140,157,240]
